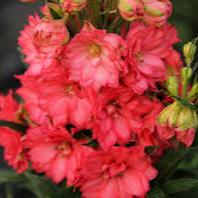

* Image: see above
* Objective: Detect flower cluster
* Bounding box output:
[0,0,197,197]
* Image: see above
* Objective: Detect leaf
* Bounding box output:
[0,120,28,132]
[0,170,26,184]
[24,172,58,198]
[24,172,81,198]
[162,178,198,194]
[155,147,189,181]
[147,186,167,198]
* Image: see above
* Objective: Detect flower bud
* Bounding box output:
[158,101,198,131]
[61,0,87,12]
[176,106,198,131]
[181,67,192,84]
[183,42,196,66]
[20,0,36,2]
[118,0,144,21]
[158,102,182,127]
[187,83,198,100]
[142,0,172,26]
[166,76,179,96]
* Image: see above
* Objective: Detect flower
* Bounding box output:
[0,127,28,173]
[123,22,179,94]
[18,14,69,76]
[77,146,157,198]
[25,126,93,185]
[64,22,126,91]
[0,91,20,122]
[142,0,172,26]
[18,65,93,128]
[91,86,141,149]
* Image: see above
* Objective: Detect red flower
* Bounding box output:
[0,127,28,173]
[123,22,179,94]
[77,146,157,198]
[0,91,20,122]
[18,14,69,76]
[64,22,126,91]
[25,126,93,185]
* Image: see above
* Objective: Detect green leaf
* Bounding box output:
[24,172,81,198]
[0,120,28,132]
[162,178,198,194]
[155,147,189,181]
[24,172,58,198]
[147,186,167,198]
[0,170,26,184]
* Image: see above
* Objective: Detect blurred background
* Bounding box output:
[0,0,198,92]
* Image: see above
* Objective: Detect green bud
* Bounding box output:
[181,67,192,84]
[158,102,182,127]
[183,42,196,66]
[177,106,198,131]
[118,0,133,12]
[166,76,179,96]
[187,83,198,100]
[158,101,198,131]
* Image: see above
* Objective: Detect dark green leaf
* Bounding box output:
[162,178,198,194]
[155,147,189,181]
[0,120,28,132]
[49,8,62,20]
[147,186,167,198]
[0,170,26,184]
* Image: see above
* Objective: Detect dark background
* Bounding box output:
[0,0,198,92]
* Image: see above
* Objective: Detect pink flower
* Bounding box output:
[77,146,157,198]
[0,127,28,173]
[123,22,179,94]
[25,126,93,185]
[18,14,69,76]
[64,22,126,91]
[0,91,20,122]
[18,65,93,128]
[143,0,172,26]
[91,86,156,149]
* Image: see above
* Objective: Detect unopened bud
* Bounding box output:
[176,106,198,131]
[142,0,172,26]
[61,0,87,12]
[20,0,36,3]
[181,67,192,84]
[166,76,179,96]
[158,102,182,127]
[158,101,198,131]
[118,0,143,21]
[183,42,196,66]
[187,83,198,100]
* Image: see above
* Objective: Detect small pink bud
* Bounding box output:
[61,0,87,12]
[143,0,172,26]
[20,0,36,2]
[118,0,144,21]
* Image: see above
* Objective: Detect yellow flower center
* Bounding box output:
[88,43,102,57]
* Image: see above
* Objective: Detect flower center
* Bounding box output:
[88,44,102,57]
[56,142,72,157]
[65,85,74,95]
[102,163,126,179]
